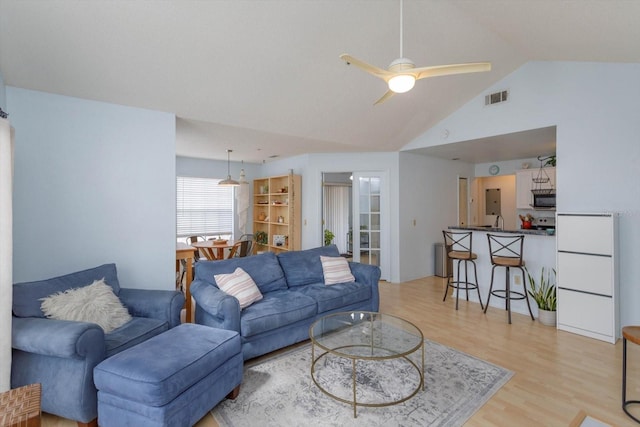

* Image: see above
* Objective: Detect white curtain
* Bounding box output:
[323,185,350,254]
[0,117,13,392]
[236,181,250,235]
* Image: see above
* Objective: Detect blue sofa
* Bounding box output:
[190,245,381,360]
[11,263,185,426]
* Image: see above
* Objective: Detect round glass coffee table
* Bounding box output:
[309,311,424,417]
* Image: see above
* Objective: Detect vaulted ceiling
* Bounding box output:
[1,1,638,163]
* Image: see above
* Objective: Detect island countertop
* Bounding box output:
[449,225,554,237]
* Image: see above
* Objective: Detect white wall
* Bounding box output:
[0,69,12,390]
[8,87,176,290]
[398,152,475,281]
[404,61,640,328]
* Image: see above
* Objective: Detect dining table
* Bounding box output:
[191,239,236,261]
[176,242,197,323]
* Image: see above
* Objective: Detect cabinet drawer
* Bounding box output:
[558,288,613,338]
[556,214,613,255]
[557,252,612,295]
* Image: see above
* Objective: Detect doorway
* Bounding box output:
[321,171,389,281]
[458,177,468,226]
[321,172,352,256]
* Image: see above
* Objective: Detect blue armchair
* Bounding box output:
[11,263,185,427]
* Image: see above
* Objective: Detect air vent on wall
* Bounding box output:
[485,90,509,106]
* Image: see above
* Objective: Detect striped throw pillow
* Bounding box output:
[214,267,263,309]
[320,256,355,285]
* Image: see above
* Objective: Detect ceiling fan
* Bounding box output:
[340,0,491,105]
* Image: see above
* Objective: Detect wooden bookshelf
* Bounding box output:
[253,174,301,254]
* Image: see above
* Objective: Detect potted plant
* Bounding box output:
[324,229,335,246]
[525,267,557,326]
[255,231,268,245]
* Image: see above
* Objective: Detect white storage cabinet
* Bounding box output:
[556,212,618,343]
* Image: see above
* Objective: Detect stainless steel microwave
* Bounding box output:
[532,192,556,209]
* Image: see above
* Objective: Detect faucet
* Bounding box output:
[494,215,504,230]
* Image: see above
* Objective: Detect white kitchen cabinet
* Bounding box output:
[516,167,556,209]
[556,212,618,343]
[516,169,534,209]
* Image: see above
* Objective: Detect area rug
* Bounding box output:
[212,339,513,427]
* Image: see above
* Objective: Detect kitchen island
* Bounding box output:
[446,226,556,319]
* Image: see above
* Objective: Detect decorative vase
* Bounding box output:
[537,309,557,326]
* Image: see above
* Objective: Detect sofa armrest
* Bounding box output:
[190,280,241,332]
[12,316,105,360]
[349,262,381,311]
[118,288,185,328]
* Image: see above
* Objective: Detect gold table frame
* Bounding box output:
[309,311,424,418]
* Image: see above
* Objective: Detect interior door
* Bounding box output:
[458,177,468,226]
[352,172,389,281]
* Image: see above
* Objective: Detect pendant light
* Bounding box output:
[218,149,240,186]
[238,160,249,184]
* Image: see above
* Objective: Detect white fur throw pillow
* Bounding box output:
[320,255,355,285]
[214,267,263,309]
[40,278,132,333]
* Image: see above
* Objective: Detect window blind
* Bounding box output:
[176,176,233,237]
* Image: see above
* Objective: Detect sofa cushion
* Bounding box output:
[40,279,132,333]
[240,290,317,338]
[320,256,356,285]
[195,252,288,294]
[215,267,263,309]
[105,317,168,357]
[292,281,372,313]
[277,245,340,287]
[13,264,121,318]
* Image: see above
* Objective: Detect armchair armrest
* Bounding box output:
[190,280,241,332]
[349,262,381,311]
[12,316,105,360]
[118,288,184,328]
[349,262,381,284]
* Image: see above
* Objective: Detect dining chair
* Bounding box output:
[238,234,256,256]
[227,240,252,259]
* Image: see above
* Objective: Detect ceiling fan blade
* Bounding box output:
[374,90,396,105]
[340,54,391,79]
[414,62,491,80]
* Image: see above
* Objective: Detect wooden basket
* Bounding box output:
[0,383,41,427]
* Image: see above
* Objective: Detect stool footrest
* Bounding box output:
[489,289,527,300]
[447,281,480,291]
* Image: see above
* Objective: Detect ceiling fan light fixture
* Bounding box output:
[388,74,415,93]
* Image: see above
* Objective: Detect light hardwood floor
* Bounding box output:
[43,276,639,426]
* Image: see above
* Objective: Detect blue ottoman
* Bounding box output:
[94,323,242,427]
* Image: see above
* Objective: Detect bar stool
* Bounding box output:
[442,231,484,310]
[484,234,534,324]
[623,326,640,423]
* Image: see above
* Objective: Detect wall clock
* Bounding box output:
[489,165,500,175]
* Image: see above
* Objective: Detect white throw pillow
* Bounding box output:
[40,279,132,333]
[215,267,263,309]
[320,255,355,285]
